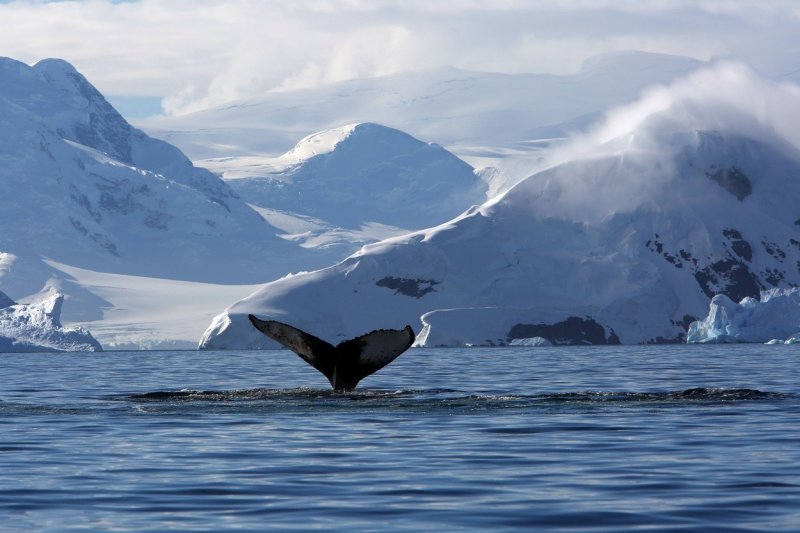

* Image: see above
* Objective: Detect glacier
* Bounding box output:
[0,290,101,352]
[687,289,800,344]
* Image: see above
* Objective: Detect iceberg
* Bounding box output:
[687,288,800,344]
[0,291,102,352]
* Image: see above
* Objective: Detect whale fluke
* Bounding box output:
[248,315,415,391]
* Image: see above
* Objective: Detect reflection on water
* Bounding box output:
[1,345,799,531]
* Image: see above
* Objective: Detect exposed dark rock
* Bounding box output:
[376,277,439,298]
[705,166,752,201]
[664,253,682,268]
[69,184,101,223]
[693,257,761,302]
[722,228,752,262]
[790,238,800,251]
[645,236,682,268]
[722,228,742,241]
[795,218,800,227]
[763,268,784,286]
[96,180,152,217]
[91,233,120,257]
[69,217,120,257]
[671,314,698,333]
[0,290,15,309]
[762,240,786,261]
[656,315,699,344]
[69,217,88,236]
[680,314,697,331]
[507,316,620,345]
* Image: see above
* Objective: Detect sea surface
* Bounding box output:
[1,345,799,531]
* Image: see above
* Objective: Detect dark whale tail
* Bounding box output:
[248,315,415,391]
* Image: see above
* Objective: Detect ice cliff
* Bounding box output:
[0,291,102,352]
[687,288,800,344]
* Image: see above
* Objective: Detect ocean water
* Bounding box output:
[1,345,799,531]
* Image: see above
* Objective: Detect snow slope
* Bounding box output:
[0,290,101,352]
[0,55,328,348]
[0,56,309,284]
[203,122,486,230]
[0,56,489,348]
[201,64,800,349]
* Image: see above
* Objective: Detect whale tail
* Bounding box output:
[248,315,415,391]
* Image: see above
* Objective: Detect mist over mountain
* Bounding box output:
[201,64,800,349]
[140,51,707,162]
[5,52,796,351]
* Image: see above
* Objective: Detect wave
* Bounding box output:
[118,386,789,407]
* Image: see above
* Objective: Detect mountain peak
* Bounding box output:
[280,122,428,167]
[33,57,80,76]
[282,123,360,162]
[219,122,483,229]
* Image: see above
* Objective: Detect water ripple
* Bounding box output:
[1,347,799,531]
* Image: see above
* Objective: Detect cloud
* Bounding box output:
[0,0,798,115]
[585,62,800,154]
[517,62,800,223]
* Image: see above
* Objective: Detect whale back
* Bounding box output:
[248,315,415,391]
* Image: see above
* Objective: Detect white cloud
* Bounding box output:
[523,62,800,223]
[0,0,798,115]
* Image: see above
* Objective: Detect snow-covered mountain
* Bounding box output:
[204,122,486,231]
[200,64,800,349]
[0,56,310,285]
[140,51,707,163]
[0,57,488,348]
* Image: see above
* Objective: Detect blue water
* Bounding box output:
[1,345,799,531]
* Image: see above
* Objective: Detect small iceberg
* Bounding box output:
[0,290,102,352]
[687,288,800,344]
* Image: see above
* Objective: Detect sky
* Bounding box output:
[1,0,799,117]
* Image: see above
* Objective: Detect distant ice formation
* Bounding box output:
[0,291,102,352]
[687,288,800,344]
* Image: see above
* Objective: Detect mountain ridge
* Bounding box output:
[200,64,800,349]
